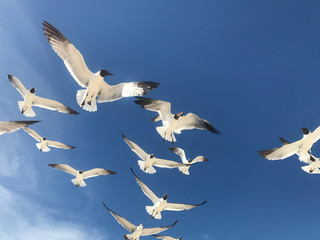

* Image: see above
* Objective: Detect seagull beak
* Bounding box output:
[108,72,114,76]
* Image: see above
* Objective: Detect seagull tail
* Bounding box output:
[76,89,87,107]
[301,165,320,174]
[18,102,36,117]
[178,166,190,175]
[36,143,50,152]
[71,178,87,187]
[145,205,154,216]
[138,160,156,174]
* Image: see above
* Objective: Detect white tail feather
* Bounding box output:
[145,205,154,216]
[138,160,156,174]
[178,166,190,175]
[77,89,98,112]
[36,143,50,152]
[18,101,36,117]
[156,126,176,142]
[301,165,320,174]
[76,89,87,107]
[71,178,87,187]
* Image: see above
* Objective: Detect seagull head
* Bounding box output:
[162,193,168,200]
[150,153,154,158]
[100,70,114,77]
[79,170,83,174]
[179,238,182,240]
[30,88,37,93]
[301,128,310,135]
[43,137,47,141]
[174,112,184,120]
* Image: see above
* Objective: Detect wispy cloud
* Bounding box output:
[202,233,214,240]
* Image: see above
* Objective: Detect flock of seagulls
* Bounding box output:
[2,20,221,239]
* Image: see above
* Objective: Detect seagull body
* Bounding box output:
[0,121,40,135]
[102,203,177,240]
[122,134,187,174]
[8,74,78,117]
[258,127,320,163]
[23,127,75,152]
[134,97,221,143]
[48,164,116,187]
[153,235,182,240]
[169,147,208,175]
[42,21,159,112]
[131,168,207,219]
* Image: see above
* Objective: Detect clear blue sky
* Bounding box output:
[1,0,320,239]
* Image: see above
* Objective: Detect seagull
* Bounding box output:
[42,21,160,112]
[102,203,177,240]
[258,126,320,163]
[169,147,208,175]
[279,137,320,174]
[23,127,75,152]
[131,168,207,219]
[48,164,116,187]
[8,74,79,117]
[134,97,221,143]
[122,134,188,174]
[153,235,182,240]
[0,121,40,135]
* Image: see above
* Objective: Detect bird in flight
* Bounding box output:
[102,202,177,240]
[42,21,159,112]
[23,127,75,152]
[0,121,40,135]
[8,74,78,117]
[153,235,182,240]
[134,97,221,143]
[131,168,207,219]
[48,164,116,187]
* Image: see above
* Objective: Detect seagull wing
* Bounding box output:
[165,201,207,211]
[48,164,77,177]
[142,220,178,236]
[168,147,188,163]
[0,121,40,135]
[46,140,75,149]
[8,74,28,97]
[191,156,208,164]
[130,168,159,204]
[23,127,42,141]
[33,95,79,115]
[153,158,186,169]
[42,21,93,88]
[82,168,116,179]
[122,134,149,160]
[134,97,172,125]
[152,235,177,240]
[175,113,221,135]
[258,140,301,160]
[310,125,320,142]
[102,203,136,233]
[97,82,159,103]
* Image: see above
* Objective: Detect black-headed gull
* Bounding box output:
[0,121,40,135]
[122,134,187,174]
[131,168,207,219]
[8,74,78,117]
[23,127,75,152]
[102,203,177,240]
[42,21,160,112]
[134,97,221,143]
[48,164,116,187]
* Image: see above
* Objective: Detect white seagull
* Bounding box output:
[153,235,182,240]
[134,97,221,143]
[0,121,40,135]
[42,21,160,112]
[102,203,177,240]
[279,137,320,174]
[122,134,187,174]
[23,127,75,152]
[8,74,79,117]
[131,168,207,219]
[169,147,208,175]
[48,164,116,187]
[258,126,320,163]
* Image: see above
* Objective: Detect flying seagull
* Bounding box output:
[258,126,320,163]
[279,137,320,174]
[8,74,79,117]
[23,127,75,152]
[122,134,187,174]
[42,21,160,112]
[102,203,177,240]
[169,147,208,175]
[0,121,40,135]
[134,97,221,143]
[131,168,207,219]
[48,164,116,187]
[153,235,182,240]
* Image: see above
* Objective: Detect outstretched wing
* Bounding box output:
[23,127,42,141]
[169,147,188,164]
[152,236,177,240]
[8,74,28,97]
[48,164,78,177]
[142,220,178,236]
[83,168,116,179]
[165,201,207,211]
[0,121,40,135]
[175,113,221,135]
[42,21,93,88]
[46,140,75,149]
[258,141,301,161]
[131,168,159,204]
[102,203,136,233]
[191,156,208,164]
[33,95,79,115]
[122,134,149,160]
[153,158,186,169]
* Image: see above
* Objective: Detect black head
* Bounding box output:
[162,193,168,200]
[100,70,114,77]
[79,170,83,174]
[301,128,310,135]
[43,137,47,141]
[179,238,182,240]
[150,153,154,159]
[174,112,184,120]
[30,88,36,93]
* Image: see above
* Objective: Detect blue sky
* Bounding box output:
[1,0,320,239]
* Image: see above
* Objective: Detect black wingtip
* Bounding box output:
[7,74,12,80]
[258,149,277,158]
[48,164,55,167]
[203,120,221,135]
[66,107,79,115]
[198,200,207,206]
[102,202,111,212]
[279,137,291,145]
